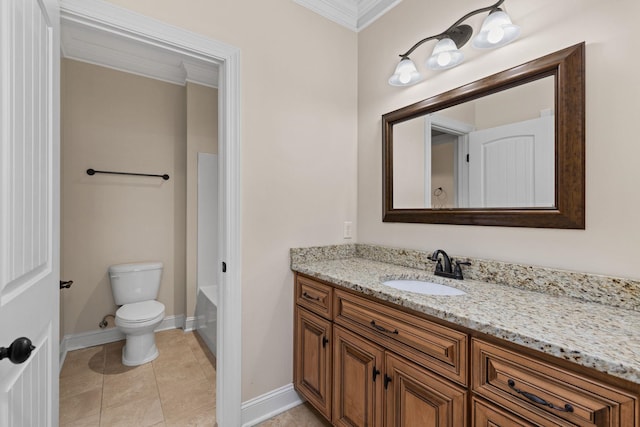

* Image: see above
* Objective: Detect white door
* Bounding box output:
[468,115,554,208]
[0,0,60,425]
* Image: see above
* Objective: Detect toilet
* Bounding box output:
[108,262,165,366]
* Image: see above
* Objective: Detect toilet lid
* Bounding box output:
[116,300,165,323]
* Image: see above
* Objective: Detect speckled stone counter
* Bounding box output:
[290,245,640,385]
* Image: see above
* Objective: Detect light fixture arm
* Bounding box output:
[398,0,505,58]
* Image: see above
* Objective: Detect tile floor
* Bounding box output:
[59,329,329,427]
[60,329,216,426]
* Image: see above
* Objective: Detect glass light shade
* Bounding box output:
[426,38,464,70]
[388,58,422,86]
[472,10,521,49]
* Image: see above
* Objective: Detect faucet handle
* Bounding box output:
[453,261,471,280]
[435,259,443,272]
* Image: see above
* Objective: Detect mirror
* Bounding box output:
[383,43,585,228]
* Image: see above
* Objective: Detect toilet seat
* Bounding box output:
[116,300,165,323]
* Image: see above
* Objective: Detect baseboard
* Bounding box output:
[241,384,303,427]
[59,314,186,370]
[156,314,185,331]
[184,316,197,332]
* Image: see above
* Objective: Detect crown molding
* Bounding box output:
[294,0,402,32]
[61,5,219,87]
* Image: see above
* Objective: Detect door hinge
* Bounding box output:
[222,262,227,273]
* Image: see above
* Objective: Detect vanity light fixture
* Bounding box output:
[388,0,520,87]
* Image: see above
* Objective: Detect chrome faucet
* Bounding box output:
[429,249,471,280]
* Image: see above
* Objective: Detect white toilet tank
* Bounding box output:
[109,262,163,305]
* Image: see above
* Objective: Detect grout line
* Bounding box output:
[151,346,166,424]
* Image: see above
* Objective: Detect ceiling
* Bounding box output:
[60,0,399,86]
[294,0,402,32]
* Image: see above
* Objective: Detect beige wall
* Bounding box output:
[186,83,218,318]
[359,0,640,278]
[61,59,187,335]
[103,0,358,401]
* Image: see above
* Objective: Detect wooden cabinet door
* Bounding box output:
[294,307,332,420]
[385,353,467,427]
[333,325,385,427]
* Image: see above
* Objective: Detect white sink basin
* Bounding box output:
[382,279,466,296]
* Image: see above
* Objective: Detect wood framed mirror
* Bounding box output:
[383,43,585,228]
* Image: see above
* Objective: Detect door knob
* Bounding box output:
[0,337,35,364]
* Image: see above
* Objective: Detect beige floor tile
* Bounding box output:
[158,378,215,424]
[100,396,164,427]
[199,360,217,384]
[155,329,186,347]
[59,367,103,400]
[164,402,216,427]
[61,346,105,378]
[103,341,133,375]
[59,387,103,425]
[102,363,159,409]
[60,412,101,427]
[153,353,206,387]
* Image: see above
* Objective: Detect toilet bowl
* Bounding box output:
[115,300,165,366]
[109,262,165,366]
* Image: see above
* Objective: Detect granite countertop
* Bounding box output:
[291,256,640,385]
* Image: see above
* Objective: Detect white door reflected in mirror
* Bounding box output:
[393,75,555,210]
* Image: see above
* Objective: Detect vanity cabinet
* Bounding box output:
[293,273,638,427]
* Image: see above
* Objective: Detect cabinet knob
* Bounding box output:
[384,374,392,389]
[372,366,380,381]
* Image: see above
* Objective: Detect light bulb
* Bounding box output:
[472,10,521,49]
[388,58,422,86]
[426,38,464,70]
[487,26,505,44]
[437,52,452,67]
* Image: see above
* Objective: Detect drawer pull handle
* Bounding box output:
[372,366,380,382]
[322,336,329,348]
[302,291,321,302]
[370,320,399,335]
[508,379,574,413]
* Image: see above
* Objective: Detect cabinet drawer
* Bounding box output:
[472,339,637,427]
[334,289,467,385]
[296,275,333,319]
[472,396,536,427]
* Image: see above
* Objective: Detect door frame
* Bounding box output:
[58,1,242,425]
[425,114,475,208]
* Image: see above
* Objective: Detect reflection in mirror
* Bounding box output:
[393,76,555,209]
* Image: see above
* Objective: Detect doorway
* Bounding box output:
[59,1,242,425]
